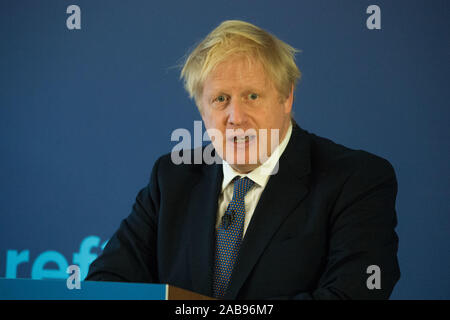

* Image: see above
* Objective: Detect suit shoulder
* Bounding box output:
[305,131,396,178]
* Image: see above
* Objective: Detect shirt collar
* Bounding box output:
[221,121,293,191]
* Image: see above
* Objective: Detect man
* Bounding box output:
[86,20,400,299]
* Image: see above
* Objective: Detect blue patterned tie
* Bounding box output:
[213,176,255,298]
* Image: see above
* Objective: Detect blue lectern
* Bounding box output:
[0,278,213,300]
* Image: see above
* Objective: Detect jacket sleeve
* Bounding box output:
[282,155,400,300]
[85,157,161,283]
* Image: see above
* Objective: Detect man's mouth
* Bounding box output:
[229,135,256,143]
[234,136,250,143]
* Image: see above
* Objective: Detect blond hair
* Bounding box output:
[180,20,301,109]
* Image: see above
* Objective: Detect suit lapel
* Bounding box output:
[225,124,312,299]
[187,160,222,297]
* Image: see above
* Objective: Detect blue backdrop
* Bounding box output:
[1,0,449,299]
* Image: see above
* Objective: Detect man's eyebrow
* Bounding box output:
[208,85,264,94]
[242,87,263,93]
[209,91,227,97]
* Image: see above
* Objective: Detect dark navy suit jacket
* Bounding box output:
[86,123,400,299]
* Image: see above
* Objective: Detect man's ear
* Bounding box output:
[283,84,294,114]
[195,97,202,115]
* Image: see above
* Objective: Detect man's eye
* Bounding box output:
[248,93,259,100]
[215,95,227,103]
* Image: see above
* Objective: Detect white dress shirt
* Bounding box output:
[216,122,293,237]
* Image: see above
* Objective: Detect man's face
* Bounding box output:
[199,55,293,173]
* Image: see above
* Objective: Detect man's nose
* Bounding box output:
[227,98,247,125]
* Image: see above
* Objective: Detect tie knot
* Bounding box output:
[232,176,254,200]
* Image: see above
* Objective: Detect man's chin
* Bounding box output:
[225,160,261,173]
[226,161,260,174]
[219,148,272,173]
